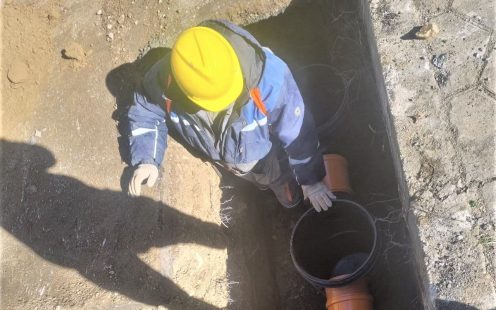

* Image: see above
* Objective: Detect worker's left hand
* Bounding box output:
[301,181,336,212]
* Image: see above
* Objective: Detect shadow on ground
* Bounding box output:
[436,299,479,310]
[0,139,225,309]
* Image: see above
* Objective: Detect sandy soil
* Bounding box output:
[1,0,289,309]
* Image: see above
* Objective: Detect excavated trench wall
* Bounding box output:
[223,1,432,309]
[357,1,435,308]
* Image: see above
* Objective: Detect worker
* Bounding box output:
[126,20,335,212]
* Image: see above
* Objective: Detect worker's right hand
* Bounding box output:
[301,181,336,212]
[128,164,159,197]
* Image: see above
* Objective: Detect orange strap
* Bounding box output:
[165,99,172,113]
[165,81,267,116]
[165,74,173,113]
[249,87,268,116]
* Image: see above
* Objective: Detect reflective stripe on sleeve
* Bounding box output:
[241,117,268,132]
[288,156,312,166]
[131,128,156,136]
[153,124,158,159]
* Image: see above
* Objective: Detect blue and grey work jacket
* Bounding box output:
[127,20,325,185]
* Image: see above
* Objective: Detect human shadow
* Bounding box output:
[0,139,224,309]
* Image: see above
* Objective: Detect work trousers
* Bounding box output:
[236,145,303,208]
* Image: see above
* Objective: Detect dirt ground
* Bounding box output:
[1,0,290,309]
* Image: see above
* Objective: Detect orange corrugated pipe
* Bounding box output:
[323,154,373,310]
[325,276,373,310]
[323,154,352,194]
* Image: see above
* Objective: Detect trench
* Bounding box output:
[222,1,428,309]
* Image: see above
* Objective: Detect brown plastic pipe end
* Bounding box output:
[323,154,352,194]
[325,276,373,310]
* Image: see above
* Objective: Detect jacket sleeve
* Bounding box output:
[127,88,168,167]
[270,70,325,185]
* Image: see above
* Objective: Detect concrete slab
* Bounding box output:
[482,47,496,93]
[449,88,495,184]
[453,0,495,29]
[367,0,496,308]
[369,0,422,38]
[428,12,491,93]
[417,190,496,309]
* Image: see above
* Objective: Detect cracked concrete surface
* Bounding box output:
[368,0,495,308]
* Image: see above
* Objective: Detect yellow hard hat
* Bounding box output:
[170,26,244,112]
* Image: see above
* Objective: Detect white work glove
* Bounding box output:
[128,164,159,197]
[302,181,336,212]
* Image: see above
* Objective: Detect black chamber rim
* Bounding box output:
[289,198,378,288]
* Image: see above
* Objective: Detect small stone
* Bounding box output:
[48,9,61,21]
[34,130,42,138]
[134,20,138,25]
[431,54,447,69]
[457,234,464,241]
[107,33,114,41]
[62,42,86,61]
[96,9,103,15]
[7,60,29,84]
[435,70,450,87]
[416,22,440,40]
[107,24,112,29]
[117,14,125,24]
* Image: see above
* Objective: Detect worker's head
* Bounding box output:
[170,26,243,112]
